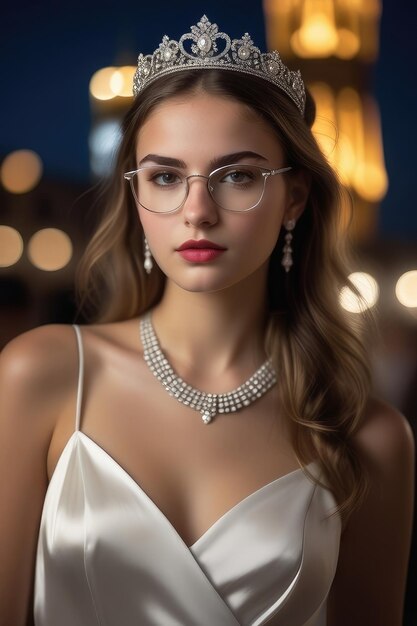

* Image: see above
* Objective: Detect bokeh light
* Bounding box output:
[395,270,417,308]
[90,66,135,100]
[291,0,339,57]
[27,228,73,271]
[336,28,360,60]
[340,272,379,313]
[1,150,43,194]
[89,120,122,177]
[90,67,118,100]
[109,66,136,97]
[0,225,24,267]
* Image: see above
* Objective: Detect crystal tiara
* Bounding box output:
[133,15,306,116]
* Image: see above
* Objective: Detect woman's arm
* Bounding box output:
[327,396,415,626]
[0,325,76,626]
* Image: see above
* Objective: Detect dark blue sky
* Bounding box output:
[2,0,417,239]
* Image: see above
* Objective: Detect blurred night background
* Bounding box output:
[1,0,417,621]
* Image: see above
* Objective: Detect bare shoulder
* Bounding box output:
[0,324,81,433]
[1,324,79,384]
[0,316,143,400]
[327,394,415,626]
[353,394,415,473]
[0,324,85,625]
[1,323,78,370]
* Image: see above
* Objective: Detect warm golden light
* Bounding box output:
[334,0,361,58]
[310,83,338,170]
[310,83,357,189]
[359,0,381,15]
[90,67,118,100]
[353,162,388,201]
[337,88,360,186]
[333,89,388,201]
[28,228,73,271]
[336,28,360,59]
[263,0,293,14]
[356,0,381,61]
[0,225,24,267]
[352,95,388,201]
[263,0,293,57]
[291,0,339,57]
[395,271,417,308]
[1,150,43,194]
[109,70,124,96]
[109,66,136,98]
[340,272,379,312]
[264,0,381,61]
[90,66,136,100]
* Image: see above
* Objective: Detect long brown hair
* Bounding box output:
[76,69,376,531]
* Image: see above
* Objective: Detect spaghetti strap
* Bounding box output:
[72,324,84,432]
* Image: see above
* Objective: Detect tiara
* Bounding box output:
[133,15,306,116]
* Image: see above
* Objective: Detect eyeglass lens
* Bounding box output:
[130,164,266,212]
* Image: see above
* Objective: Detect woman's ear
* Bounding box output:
[284,169,311,222]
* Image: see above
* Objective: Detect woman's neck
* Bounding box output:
[151,266,270,379]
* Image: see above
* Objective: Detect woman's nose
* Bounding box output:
[182,175,219,228]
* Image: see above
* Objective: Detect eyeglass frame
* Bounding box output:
[123,163,292,214]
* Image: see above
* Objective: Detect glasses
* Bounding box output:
[123,163,292,213]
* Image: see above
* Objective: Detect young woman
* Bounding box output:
[0,15,414,626]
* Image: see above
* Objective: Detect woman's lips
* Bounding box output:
[178,248,225,262]
[176,239,226,263]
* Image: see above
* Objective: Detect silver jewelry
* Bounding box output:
[140,313,277,424]
[143,236,153,274]
[281,219,296,273]
[133,15,305,116]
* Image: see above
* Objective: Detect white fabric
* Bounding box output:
[34,324,341,625]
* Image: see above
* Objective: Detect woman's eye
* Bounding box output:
[151,172,181,185]
[222,170,255,184]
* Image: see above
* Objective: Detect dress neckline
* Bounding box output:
[48,430,319,550]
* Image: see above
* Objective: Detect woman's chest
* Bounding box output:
[48,383,304,548]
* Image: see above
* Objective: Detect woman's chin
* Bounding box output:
[164,268,264,296]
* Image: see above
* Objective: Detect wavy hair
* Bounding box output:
[75,69,376,532]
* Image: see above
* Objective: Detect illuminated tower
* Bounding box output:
[264,0,388,242]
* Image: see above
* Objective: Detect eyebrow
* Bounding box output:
[137,151,269,170]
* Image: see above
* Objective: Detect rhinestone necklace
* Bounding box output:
[140,313,277,424]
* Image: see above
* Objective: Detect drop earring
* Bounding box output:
[143,236,153,274]
[281,219,296,273]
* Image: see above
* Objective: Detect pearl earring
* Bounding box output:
[143,236,153,274]
[281,219,296,273]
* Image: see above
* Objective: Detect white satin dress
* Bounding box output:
[33,324,342,626]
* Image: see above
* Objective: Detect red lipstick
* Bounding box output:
[176,239,226,263]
